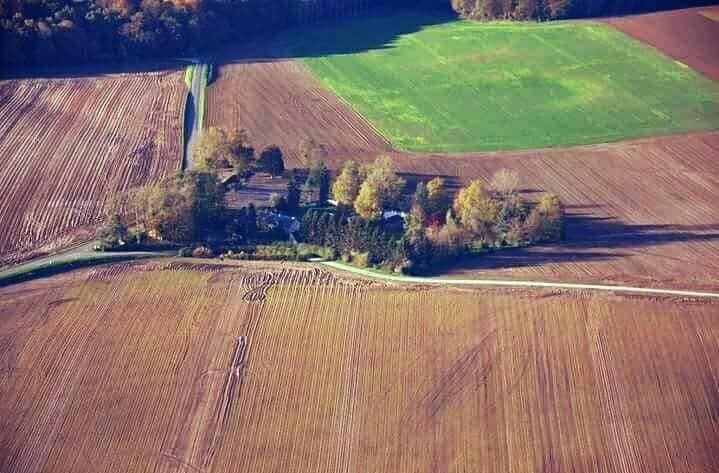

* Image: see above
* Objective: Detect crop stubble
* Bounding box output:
[0,261,717,472]
[0,71,184,264]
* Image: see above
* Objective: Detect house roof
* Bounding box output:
[223,172,289,209]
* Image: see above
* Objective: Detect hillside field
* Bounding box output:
[0,72,185,265]
[606,6,719,81]
[290,11,719,152]
[1,260,717,472]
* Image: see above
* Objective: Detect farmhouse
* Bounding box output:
[220,170,289,210]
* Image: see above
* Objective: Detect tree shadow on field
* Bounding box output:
[433,212,719,275]
[3,6,457,79]
[216,7,458,65]
[0,57,188,80]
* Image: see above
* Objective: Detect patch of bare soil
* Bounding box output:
[605,6,719,81]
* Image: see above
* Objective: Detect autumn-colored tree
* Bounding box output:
[453,179,502,240]
[405,202,427,240]
[332,160,365,206]
[194,127,254,175]
[453,180,487,224]
[426,176,450,216]
[146,173,194,242]
[525,192,564,242]
[354,180,383,220]
[143,170,224,242]
[353,156,406,220]
[430,209,472,250]
[367,155,406,205]
[490,168,520,198]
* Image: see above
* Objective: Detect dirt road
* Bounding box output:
[321,261,719,299]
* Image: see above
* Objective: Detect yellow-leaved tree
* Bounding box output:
[332,160,365,206]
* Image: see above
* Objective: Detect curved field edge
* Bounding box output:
[290,12,719,152]
[605,6,719,82]
[1,261,717,472]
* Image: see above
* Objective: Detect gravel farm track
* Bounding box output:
[1,260,718,473]
[207,7,719,290]
[0,71,185,265]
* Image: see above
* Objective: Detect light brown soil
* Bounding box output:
[0,71,185,265]
[1,261,717,473]
[207,41,719,289]
[605,6,719,81]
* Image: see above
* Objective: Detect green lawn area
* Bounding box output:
[290,11,719,152]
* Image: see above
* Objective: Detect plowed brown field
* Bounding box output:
[1,260,717,473]
[208,46,719,288]
[606,6,719,81]
[0,71,184,265]
[206,50,392,166]
[388,132,719,289]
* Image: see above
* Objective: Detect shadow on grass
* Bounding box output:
[4,7,457,80]
[216,7,458,64]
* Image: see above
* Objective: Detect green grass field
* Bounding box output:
[291,11,719,152]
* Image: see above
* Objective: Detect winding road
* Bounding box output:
[320,261,719,299]
[3,247,718,299]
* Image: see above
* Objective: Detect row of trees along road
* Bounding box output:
[2,0,710,67]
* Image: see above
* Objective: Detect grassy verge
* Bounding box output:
[184,65,194,89]
[197,63,210,130]
[181,87,191,170]
[0,253,160,288]
[291,10,719,152]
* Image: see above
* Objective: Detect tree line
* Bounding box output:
[0,0,432,67]
[300,157,564,274]
[451,0,712,21]
[2,0,708,67]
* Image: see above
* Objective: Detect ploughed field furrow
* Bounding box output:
[0,72,184,264]
[365,132,719,288]
[206,57,391,168]
[605,7,719,81]
[1,261,718,472]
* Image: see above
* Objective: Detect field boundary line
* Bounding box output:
[320,261,719,299]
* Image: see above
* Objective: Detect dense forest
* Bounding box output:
[452,0,714,20]
[0,0,712,67]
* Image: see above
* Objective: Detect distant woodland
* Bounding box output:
[1,0,712,67]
